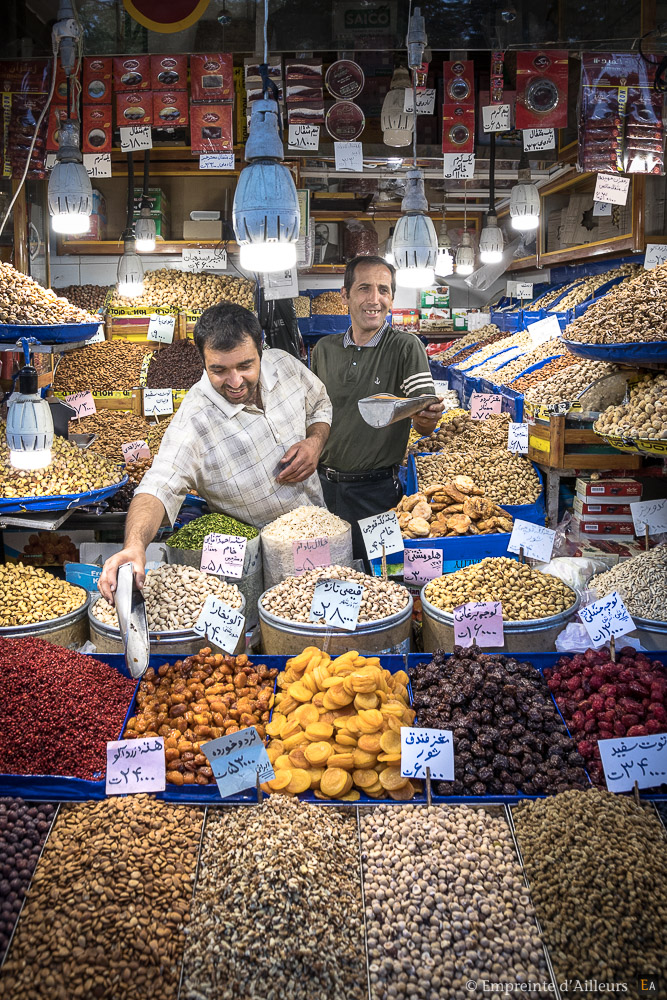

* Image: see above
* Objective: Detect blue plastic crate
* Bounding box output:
[0,321,99,344]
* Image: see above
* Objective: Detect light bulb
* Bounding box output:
[511,210,540,232]
[435,247,453,276]
[117,238,144,297]
[10,448,52,470]
[6,367,54,471]
[48,118,92,235]
[240,241,297,272]
[510,168,540,232]
[455,231,475,275]
[479,214,504,263]
[381,67,413,147]
[135,211,156,253]
[391,169,438,285]
[395,265,435,287]
[384,249,395,265]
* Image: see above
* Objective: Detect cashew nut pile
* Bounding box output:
[0,263,96,326]
[594,372,667,440]
[395,479,514,538]
[566,262,667,342]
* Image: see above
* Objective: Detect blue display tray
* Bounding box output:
[0,321,99,344]
[0,475,129,514]
[561,338,667,366]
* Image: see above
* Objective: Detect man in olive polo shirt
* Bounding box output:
[311,255,444,559]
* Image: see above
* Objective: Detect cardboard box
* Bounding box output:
[113,55,151,91]
[285,59,322,81]
[191,54,234,103]
[116,91,153,127]
[152,90,189,127]
[83,57,112,103]
[189,103,233,152]
[150,54,188,91]
[420,307,451,321]
[573,497,633,518]
[575,477,643,499]
[182,220,223,240]
[133,187,169,215]
[421,288,450,307]
[82,104,112,152]
[572,517,636,537]
[391,309,420,332]
[4,530,95,566]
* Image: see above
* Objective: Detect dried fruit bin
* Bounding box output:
[0,322,99,344]
[561,338,667,367]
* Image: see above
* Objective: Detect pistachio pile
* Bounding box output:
[311,290,348,315]
[0,562,86,627]
[594,372,667,440]
[0,431,124,499]
[416,449,541,506]
[566,262,667,343]
[395,479,513,538]
[53,340,151,392]
[0,263,96,326]
[523,359,616,405]
[294,295,310,318]
[68,409,152,460]
[109,269,255,311]
[589,545,667,621]
[167,512,258,550]
[424,557,577,620]
[261,565,409,624]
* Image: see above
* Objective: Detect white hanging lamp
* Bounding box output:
[479,133,504,263]
[48,118,92,235]
[455,185,475,275]
[116,154,144,298]
[381,66,414,147]
[435,214,454,277]
[510,151,540,231]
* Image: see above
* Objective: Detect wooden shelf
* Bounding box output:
[58,239,240,256]
[508,237,638,273]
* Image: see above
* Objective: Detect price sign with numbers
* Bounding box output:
[404,88,436,115]
[64,390,96,419]
[194,595,245,653]
[403,547,443,584]
[522,128,555,151]
[106,737,165,795]
[83,153,112,177]
[201,726,274,799]
[334,141,363,172]
[401,727,454,780]
[630,498,667,535]
[644,244,667,270]
[288,124,320,150]
[181,247,227,272]
[508,422,529,454]
[119,125,152,152]
[579,591,635,646]
[593,172,630,206]
[482,104,510,133]
[358,511,404,560]
[598,733,667,794]
[309,579,364,631]
[508,519,556,563]
[470,393,503,419]
[293,538,331,575]
[507,281,534,299]
[200,533,247,579]
[121,439,150,463]
[147,314,175,343]
[453,601,504,648]
[143,388,174,417]
[199,153,235,170]
[443,153,475,179]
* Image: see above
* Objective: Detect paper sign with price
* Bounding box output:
[288,124,320,150]
[106,737,165,795]
[467,313,491,331]
[527,314,561,346]
[403,547,443,584]
[143,388,174,417]
[201,726,274,799]
[147,314,175,343]
[508,422,529,454]
[470,393,502,419]
[482,103,510,133]
[401,727,454,780]
[598,732,667,794]
[334,141,363,172]
[181,248,227,272]
[194,595,245,653]
[199,153,235,170]
[644,244,667,270]
[293,537,331,575]
[522,128,555,151]
[83,153,112,177]
[630,498,667,535]
[579,590,635,646]
[64,390,96,419]
[593,172,630,207]
[443,153,475,180]
[262,267,299,301]
[87,326,106,344]
[507,281,533,299]
[309,579,364,631]
[508,519,556,563]
[403,87,436,115]
[453,601,504,648]
[119,125,152,152]
[358,511,404,560]
[121,440,150,463]
[200,533,247,578]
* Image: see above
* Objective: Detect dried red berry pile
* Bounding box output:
[0,638,136,780]
[545,647,667,786]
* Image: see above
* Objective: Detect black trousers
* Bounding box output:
[318,471,403,562]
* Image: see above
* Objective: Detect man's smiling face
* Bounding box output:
[341,261,394,337]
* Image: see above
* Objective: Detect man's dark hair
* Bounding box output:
[193,302,263,359]
[344,255,396,296]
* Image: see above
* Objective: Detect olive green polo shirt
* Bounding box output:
[311,323,435,473]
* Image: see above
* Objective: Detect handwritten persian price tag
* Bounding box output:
[522,128,555,152]
[482,103,510,133]
[453,601,504,648]
[106,737,165,795]
[644,244,667,270]
[358,510,404,560]
[200,533,247,578]
[508,519,556,563]
[403,547,443,584]
[121,439,150,462]
[470,393,503,419]
[526,314,561,346]
[143,388,173,417]
[598,732,667,793]
[508,422,529,454]
[403,87,436,115]
[334,141,363,172]
[579,590,635,646]
[147,314,175,343]
[401,727,454,780]
[199,153,234,170]
[194,595,245,653]
[443,153,475,180]
[83,153,112,177]
[119,125,152,152]
[64,390,96,419]
[631,498,667,535]
[201,726,274,799]
[293,537,331,575]
[593,172,630,206]
[309,579,364,631]
[288,124,320,150]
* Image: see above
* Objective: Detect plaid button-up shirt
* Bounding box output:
[135,349,333,528]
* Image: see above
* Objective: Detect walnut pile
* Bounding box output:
[395,477,514,538]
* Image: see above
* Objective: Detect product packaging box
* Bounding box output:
[391,308,420,332]
[113,55,151,91]
[572,517,636,537]
[189,103,233,152]
[82,104,112,152]
[83,57,112,103]
[421,287,450,307]
[182,220,223,240]
[575,477,643,499]
[133,187,169,215]
[573,497,634,518]
[150,54,188,91]
[115,91,153,127]
[190,54,234,102]
[152,91,189,127]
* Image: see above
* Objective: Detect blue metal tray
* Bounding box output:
[0,475,128,514]
[561,338,667,366]
[0,322,99,344]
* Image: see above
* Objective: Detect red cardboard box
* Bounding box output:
[190,54,233,103]
[575,477,643,499]
[442,105,475,153]
[83,57,112,103]
[515,50,568,130]
[189,103,233,152]
[572,517,636,537]
[150,54,188,91]
[116,91,153,127]
[573,497,633,518]
[82,105,112,152]
[153,91,189,127]
[113,55,150,91]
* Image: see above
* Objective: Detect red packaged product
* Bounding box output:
[83,57,112,103]
[113,55,150,91]
[442,105,475,153]
[153,91,188,127]
[189,103,233,152]
[150,54,188,91]
[515,50,568,130]
[190,54,233,103]
[82,105,112,152]
[443,60,475,106]
[115,91,153,127]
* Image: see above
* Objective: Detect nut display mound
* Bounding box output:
[514,791,667,988]
[92,563,242,632]
[407,408,467,448]
[109,268,255,311]
[594,372,667,441]
[53,339,151,392]
[124,455,153,485]
[552,263,640,310]
[260,565,410,625]
[264,647,418,800]
[396,479,513,538]
[566,261,667,343]
[544,647,667,787]
[294,294,310,318]
[145,338,203,389]
[456,331,531,372]
[0,562,87,627]
[410,647,589,796]
[0,263,97,326]
[0,637,136,779]
[509,354,581,393]
[167,512,258,550]
[409,412,511,456]
[483,341,576,386]
[431,323,502,364]
[416,449,541,506]
[146,414,173,453]
[311,290,348,315]
[587,545,667,621]
[124,651,278,786]
[424,557,577,621]
[262,504,349,541]
[56,283,110,313]
[0,430,125,500]
[523,358,616,406]
[68,409,152,460]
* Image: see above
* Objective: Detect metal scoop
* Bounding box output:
[115,562,149,679]
[358,393,440,429]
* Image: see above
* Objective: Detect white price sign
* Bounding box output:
[181,247,227,272]
[443,153,475,180]
[288,124,320,150]
[508,518,556,563]
[467,312,491,331]
[644,244,667,270]
[403,87,436,114]
[143,388,174,417]
[358,510,404,561]
[147,313,175,343]
[106,737,165,795]
[522,128,555,152]
[194,595,245,653]
[83,153,112,177]
[199,153,235,170]
[262,267,299,301]
[507,281,533,299]
[508,422,529,454]
[202,726,274,798]
[630,498,667,535]
[309,579,365,631]
[482,103,510,133]
[86,325,106,344]
[401,727,454,780]
[526,314,561,346]
[119,125,152,152]
[598,733,667,793]
[579,590,635,646]
[334,141,363,172]
[593,172,630,207]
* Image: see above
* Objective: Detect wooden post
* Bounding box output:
[550,414,566,468]
[12,180,28,275]
[381,543,387,581]
[425,766,432,807]
[645,525,650,552]
[609,634,616,662]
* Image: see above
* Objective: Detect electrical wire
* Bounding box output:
[125,153,134,236]
[263,0,268,65]
[488,132,496,214]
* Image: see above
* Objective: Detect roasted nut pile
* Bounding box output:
[311,290,348,314]
[409,412,511,456]
[588,545,667,621]
[431,324,502,364]
[0,797,56,961]
[145,338,203,389]
[545,647,667,786]
[424,557,577,620]
[410,648,589,796]
[456,332,531,372]
[106,478,135,512]
[407,408,466,448]
[594,372,667,440]
[514,790,667,987]
[0,263,96,325]
[417,449,541,505]
[56,283,109,312]
[168,512,258,549]
[0,637,136,779]
[109,268,255,311]
[362,804,548,1000]
[124,651,278,785]
[68,409,152,460]
[553,263,640,310]
[180,797,366,1000]
[0,796,202,1000]
[509,354,581,393]
[262,504,348,540]
[566,261,667,343]
[487,342,577,386]
[0,562,86,626]
[92,563,243,632]
[264,647,416,800]
[53,339,150,392]
[0,430,124,499]
[294,295,310,318]
[261,565,409,624]
[395,479,513,538]
[524,358,616,405]
[147,415,172,453]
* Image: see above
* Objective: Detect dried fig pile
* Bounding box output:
[395,477,513,538]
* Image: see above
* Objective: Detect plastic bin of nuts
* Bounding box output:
[306,288,350,334]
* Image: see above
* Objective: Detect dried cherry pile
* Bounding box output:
[0,797,55,960]
[545,647,667,787]
[409,646,589,796]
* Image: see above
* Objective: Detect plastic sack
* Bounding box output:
[343,219,378,260]
[555,620,646,653]
[261,518,354,589]
[534,555,610,595]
